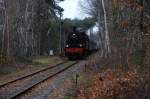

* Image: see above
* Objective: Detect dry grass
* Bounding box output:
[0,56,63,85]
[32,56,63,65]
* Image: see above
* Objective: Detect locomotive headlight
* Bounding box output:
[79,44,82,47]
[66,45,69,47]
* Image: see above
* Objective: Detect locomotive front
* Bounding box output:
[64,31,89,59]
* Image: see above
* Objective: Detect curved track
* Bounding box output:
[0,62,66,88]
[0,61,77,99]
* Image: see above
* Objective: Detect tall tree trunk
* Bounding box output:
[139,0,144,48]
[1,9,6,63]
[97,0,104,57]
[101,0,111,58]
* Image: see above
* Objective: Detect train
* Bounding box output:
[64,27,98,59]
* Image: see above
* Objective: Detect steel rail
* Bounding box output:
[10,62,77,99]
[0,61,67,88]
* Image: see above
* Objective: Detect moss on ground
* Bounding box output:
[32,56,62,65]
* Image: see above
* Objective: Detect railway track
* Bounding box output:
[0,61,77,99]
[0,62,66,88]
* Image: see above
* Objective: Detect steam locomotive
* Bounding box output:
[64,27,97,59]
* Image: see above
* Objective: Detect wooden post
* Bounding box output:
[75,74,79,87]
[75,74,79,99]
[85,64,87,72]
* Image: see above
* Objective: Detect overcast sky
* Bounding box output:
[59,0,88,19]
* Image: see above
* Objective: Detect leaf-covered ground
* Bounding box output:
[75,52,150,99]
[51,53,150,99]
[77,67,150,99]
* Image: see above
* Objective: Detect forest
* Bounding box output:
[0,0,149,65]
[0,0,149,98]
[80,0,150,65]
[0,0,96,64]
[0,0,61,63]
[74,0,150,98]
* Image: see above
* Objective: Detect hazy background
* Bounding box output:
[59,0,88,19]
